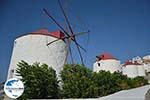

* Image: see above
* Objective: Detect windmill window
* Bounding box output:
[10,69,14,78]
[98,63,100,66]
[14,41,17,47]
[11,69,14,73]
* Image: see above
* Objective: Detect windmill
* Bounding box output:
[43,0,90,65]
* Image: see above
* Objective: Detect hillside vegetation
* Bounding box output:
[16,61,148,99]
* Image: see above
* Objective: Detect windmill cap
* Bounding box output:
[30,29,65,38]
[96,52,117,60]
[124,61,142,66]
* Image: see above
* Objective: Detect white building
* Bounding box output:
[7,29,66,79]
[122,61,145,78]
[93,52,121,73]
[143,55,150,73]
[132,56,143,64]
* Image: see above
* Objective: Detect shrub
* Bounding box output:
[16,60,60,99]
[16,62,148,99]
[132,76,148,88]
[111,72,129,90]
[92,71,124,97]
[60,64,98,98]
[91,71,148,97]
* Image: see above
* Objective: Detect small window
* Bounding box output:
[11,69,14,73]
[10,69,14,78]
[14,41,17,47]
[98,63,100,66]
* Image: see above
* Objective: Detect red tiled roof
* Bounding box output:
[30,29,65,38]
[124,61,141,66]
[96,52,117,60]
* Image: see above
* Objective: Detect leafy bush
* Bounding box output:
[60,64,98,98]
[16,60,60,99]
[92,71,148,97]
[130,76,148,88]
[92,71,118,97]
[111,72,130,90]
[60,64,148,98]
[16,62,148,99]
[92,71,129,97]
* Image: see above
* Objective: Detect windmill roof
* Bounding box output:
[124,61,142,66]
[30,29,65,38]
[96,52,117,60]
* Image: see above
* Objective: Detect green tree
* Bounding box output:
[16,60,60,99]
[60,64,98,98]
[16,61,148,99]
[92,70,120,97]
[132,76,148,88]
[92,71,148,97]
[111,72,130,90]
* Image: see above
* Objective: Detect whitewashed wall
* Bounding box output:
[137,65,145,77]
[143,63,150,72]
[93,59,121,73]
[7,34,66,79]
[122,65,146,78]
[122,65,138,78]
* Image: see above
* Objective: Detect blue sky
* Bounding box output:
[0,0,150,83]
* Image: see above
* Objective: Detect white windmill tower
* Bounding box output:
[7,0,89,79]
[143,55,150,72]
[122,60,145,78]
[93,52,121,73]
[7,29,67,79]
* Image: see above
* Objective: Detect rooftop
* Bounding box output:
[29,29,65,39]
[96,52,117,60]
[124,61,142,66]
